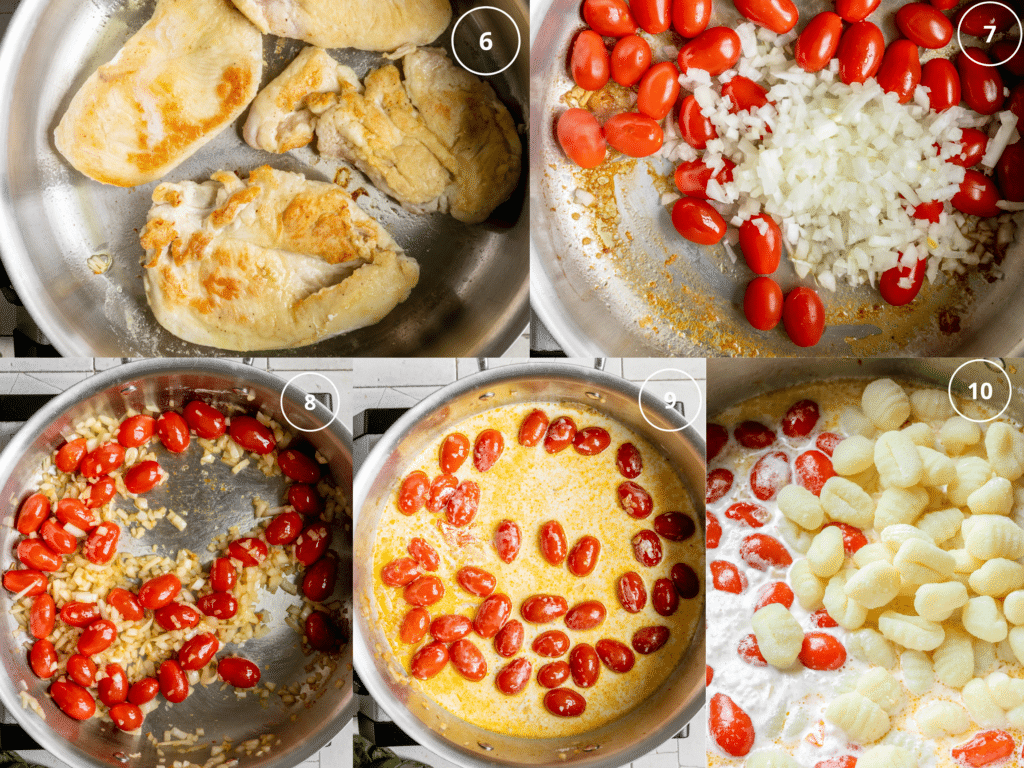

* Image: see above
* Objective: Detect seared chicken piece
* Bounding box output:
[244,47,522,224]
[140,165,419,350]
[55,0,262,187]
[229,0,451,51]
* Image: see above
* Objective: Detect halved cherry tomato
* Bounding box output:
[617,481,653,518]
[617,572,647,612]
[735,421,774,448]
[876,40,921,104]
[30,594,55,639]
[733,0,798,33]
[835,0,880,22]
[158,659,189,703]
[921,58,961,112]
[896,3,953,48]
[106,587,144,620]
[156,412,190,453]
[678,95,718,149]
[706,467,733,504]
[583,0,637,36]
[228,415,275,454]
[40,518,76,555]
[138,573,181,609]
[210,557,239,592]
[546,688,588,717]
[55,438,87,474]
[84,476,116,509]
[677,27,741,75]
[382,557,420,587]
[783,287,825,347]
[125,460,162,494]
[183,401,226,439]
[672,0,711,37]
[266,511,303,545]
[603,112,663,157]
[408,538,439,571]
[632,529,663,567]
[674,158,734,200]
[750,451,790,500]
[430,614,472,642]
[18,540,60,572]
[55,497,94,531]
[573,426,611,455]
[83,522,120,565]
[398,472,429,515]
[128,677,159,706]
[567,535,601,576]
[744,277,783,331]
[556,109,607,170]
[533,630,571,657]
[475,593,513,637]
[571,30,610,91]
[79,442,125,478]
[958,48,1005,115]
[473,430,504,472]
[117,414,156,448]
[740,533,792,569]
[616,442,642,478]
[596,638,636,672]
[998,142,1024,203]
[655,512,696,541]
[754,581,795,612]
[50,680,95,720]
[78,619,117,655]
[197,592,238,619]
[60,600,100,628]
[632,625,670,654]
[837,21,885,85]
[948,127,988,168]
[631,0,671,33]
[457,565,497,596]
[565,600,607,630]
[610,35,651,87]
[446,480,479,527]
[795,12,843,72]
[405,575,445,607]
[521,594,569,623]
[109,702,144,732]
[67,654,97,687]
[637,62,680,120]
[671,198,726,245]
[17,494,50,535]
[218,657,261,688]
[278,449,320,484]
[653,578,679,615]
[3,569,47,596]
[739,214,781,274]
[545,417,577,453]
[569,643,600,688]
[782,398,819,437]
[711,560,748,593]
[957,2,1017,37]
[952,169,1001,217]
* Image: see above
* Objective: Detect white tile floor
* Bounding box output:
[352,358,706,768]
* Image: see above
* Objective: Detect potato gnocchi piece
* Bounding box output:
[913,581,968,622]
[911,389,954,423]
[967,476,1014,516]
[788,559,825,611]
[862,379,911,431]
[933,629,975,688]
[853,542,893,568]
[820,477,875,528]
[777,484,825,530]
[844,561,900,609]
[892,538,955,585]
[1003,590,1024,624]
[968,558,1024,597]
[1009,703,1024,729]
[940,416,982,455]
[855,667,902,713]
[985,422,1024,481]
[916,446,957,486]
[915,700,971,738]
[842,406,877,438]
[950,548,985,574]
[901,422,935,448]
[777,517,814,555]
[880,524,932,554]
[857,745,916,768]
[873,487,929,531]
[948,457,995,506]
[874,431,924,489]
[751,603,803,669]
[878,611,944,651]
[962,595,1009,643]
[823,572,868,630]
[742,751,800,768]
[964,515,1024,561]
[986,671,1024,710]
[832,435,875,475]
[848,628,897,669]
[900,649,934,695]
[962,677,1008,727]
[974,639,998,677]
[824,691,890,743]
[1008,626,1024,664]
[915,507,963,545]
[806,526,845,578]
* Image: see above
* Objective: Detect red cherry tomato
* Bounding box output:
[397,472,429,516]
[616,442,643,478]
[50,680,95,720]
[992,40,1024,77]
[438,433,469,474]
[795,12,843,72]
[106,587,144,620]
[539,520,568,566]
[837,21,885,85]
[879,255,927,306]
[958,48,1005,115]
[834,0,881,22]
[430,614,472,642]
[78,619,117,655]
[410,641,449,679]
[183,401,227,439]
[951,730,1016,767]
[632,625,670,654]
[671,198,726,245]
[17,493,50,535]
[60,601,100,628]
[155,602,202,632]
[158,659,189,703]
[156,412,190,453]
[138,573,181,609]
[674,158,734,199]
[611,35,651,87]
[128,677,159,706]
[997,141,1024,203]
[631,0,670,33]
[229,415,275,454]
[266,511,303,545]
[98,664,129,707]
[546,688,588,717]
[573,426,611,455]
[952,169,1001,217]
[83,521,120,565]
[677,27,741,76]
[583,0,637,36]
[565,600,608,630]
[603,113,664,157]
[67,654,97,687]
[678,95,718,149]
[79,442,125,479]
[40,518,76,555]
[519,409,549,447]
[29,639,58,678]
[197,592,238,619]
[673,0,711,37]
[913,200,944,223]
[929,0,957,7]
[124,460,162,494]
[496,657,533,694]
[710,693,755,756]
[228,537,269,567]
[30,594,55,639]
[305,611,341,652]
[118,414,156,448]
[475,593,513,638]
[782,287,826,347]
[218,657,261,688]
[567,535,601,576]
[521,594,570,623]
[84,476,116,509]
[617,572,647,612]
[302,555,338,602]
[733,0,798,33]
[109,702,144,732]
[55,438,87,473]
[896,3,953,48]
[722,76,770,114]
[3,570,47,596]
[571,30,610,91]
[400,607,430,644]
[637,62,680,120]
[921,58,961,112]
[55,498,95,531]
[473,429,504,472]
[596,638,636,672]
[957,2,1017,37]
[17,540,61,572]
[739,214,782,274]
[569,643,601,687]
[278,449,321,483]
[288,483,322,516]
[876,40,921,104]
[743,277,784,331]
[949,127,988,168]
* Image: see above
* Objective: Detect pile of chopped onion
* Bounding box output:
[660,23,1020,290]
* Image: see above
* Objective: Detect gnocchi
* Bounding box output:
[915,700,971,738]
[831,435,874,476]
[962,596,1009,643]
[844,561,900,609]
[823,572,868,631]
[873,431,924,489]
[861,379,910,432]
[966,476,1014,516]
[819,477,875,528]
[856,745,916,768]
[848,628,897,669]
[788,559,825,611]
[873,487,928,531]
[985,421,1024,481]
[964,515,1024,561]
[900,649,935,695]
[968,558,1024,597]
[910,388,953,423]
[806,526,844,578]
[877,611,944,651]
[751,604,803,669]
[855,667,902,712]
[913,581,968,622]
[939,415,981,455]
[933,629,976,689]
[742,751,800,768]
[962,677,1008,727]
[824,692,890,743]
[776,484,825,530]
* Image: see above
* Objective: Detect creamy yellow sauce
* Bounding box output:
[371,402,703,738]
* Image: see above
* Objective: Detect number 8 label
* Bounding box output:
[305,394,317,411]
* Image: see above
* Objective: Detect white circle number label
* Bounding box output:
[638,368,703,432]
[280,373,341,433]
[948,359,1012,423]
[451,6,521,76]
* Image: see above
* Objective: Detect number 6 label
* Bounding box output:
[451,7,521,77]
[948,359,1012,423]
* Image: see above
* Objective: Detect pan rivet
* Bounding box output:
[477,742,493,751]
[585,391,601,400]
[479,392,495,400]
[113,752,129,763]
[119,386,136,394]
[234,388,250,396]
[583,745,600,752]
